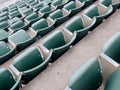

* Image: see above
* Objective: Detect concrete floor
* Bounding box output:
[1,0,120,90]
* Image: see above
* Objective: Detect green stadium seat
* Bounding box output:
[31,18,55,36]
[9,20,30,33]
[99,32,120,80]
[0,68,22,90]
[104,68,120,90]
[102,32,120,64]
[63,1,85,17]
[48,9,70,27]
[32,2,44,11]
[51,0,69,9]
[10,47,52,84]
[24,12,43,24]
[38,5,57,18]
[26,0,35,4]
[20,8,33,17]
[0,41,16,64]
[65,58,102,90]
[29,2,38,7]
[1,7,8,12]
[9,7,18,13]
[0,21,9,31]
[8,17,21,25]
[0,30,9,41]
[9,11,21,18]
[78,0,95,7]
[0,16,9,23]
[64,15,96,44]
[41,30,76,62]
[8,29,37,51]
[39,0,52,5]
[8,4,17,10]
[0,12,8,17]
[83,3,113,28]
[100,0,120,11]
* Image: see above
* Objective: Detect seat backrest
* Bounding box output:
[43,30,66,50]
[0,68,16,90]
[49,9,63,20]
[69,58,102,90]
[40,5,51,13]
[0,30,8,40]
[100,0,112,7]
[22,8,33,15]
[26,12,39,21]
[34,2,44,9]
[8,30,31,44]
[64,1,76,11]
[0,12,8,17]
[11,20,24,30]
[0,41,10,56]
[52,0,62,6]
[32,18,48,30]
[84,5,99,18]
[104,68,120,90]
[103,32,120,63]
[65,16,83,32]
[0,21,9,29]
[13,47,43,71]
[0,16,8,22]
[9,17,21,24]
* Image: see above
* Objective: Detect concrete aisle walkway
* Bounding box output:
[22,9,120,90]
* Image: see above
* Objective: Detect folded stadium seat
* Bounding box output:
[104,68,120,90]
[8,20,30,33]
[18,6,28,12]
[20,8,33,17]
[8,29,37,51]
[0,41,16,64]
[38,5,57,18]
[0,30,9,42]
[0,11,8,18]
[9,11,22,18]
[77,0,95,8]
[63,1,85,17]
[8,4,17,10]
[63,15,96,44]
[29,2,38,8]
[9,7,18,13]
[17,3,28,8]
[0,21,9,31]
[83,3,113,29]
[51,0,69,9]
[25,0,35,4]
[24,12,43,25]
[32,2,45,11]
[9,47,52,84]
[64,58,102,90]
[100,0,120,12]
[0,68,22,90]
[48,9,70,27]
[99,32,120,80]
[0,16,9,23]
[30,18,55,37]
[38,0,53,5]
[0,7,8,12]
[8,17,22,25]
[40,30,76,62]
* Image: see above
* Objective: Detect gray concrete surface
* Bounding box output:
[1,0,120,90]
